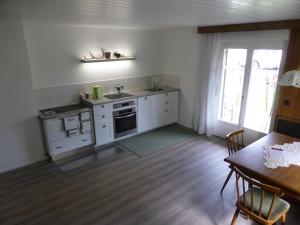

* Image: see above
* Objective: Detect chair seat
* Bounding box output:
[239,187,290,221]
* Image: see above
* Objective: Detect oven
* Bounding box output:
[113,100,137,139]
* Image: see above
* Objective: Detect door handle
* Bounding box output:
[115,113,136,119]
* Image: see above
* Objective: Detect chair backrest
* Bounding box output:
[226,129,244,156]
[232,166,282,222]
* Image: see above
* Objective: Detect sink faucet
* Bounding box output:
[115,84,124,95]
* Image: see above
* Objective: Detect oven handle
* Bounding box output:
[115,113,136,119]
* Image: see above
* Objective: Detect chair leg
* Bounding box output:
[220,169,234,194]
[281,213,286,225]
[231,208,240,225]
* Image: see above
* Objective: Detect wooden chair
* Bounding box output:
[220,129,245,194]
[231,166,290,225]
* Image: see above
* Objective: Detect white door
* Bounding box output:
[213,41,286,144]
[151,93,165,129]
[137,96,151,133]
[95,122,113,146]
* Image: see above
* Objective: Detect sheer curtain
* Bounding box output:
[193,33,221,135]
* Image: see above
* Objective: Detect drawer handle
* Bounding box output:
[82,139,88,142]
[102,125,106,128]
[56,146,63,149]
[102,115,105,118]
[67,118,74,121]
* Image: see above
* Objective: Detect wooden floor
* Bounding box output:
[1,136,299,225]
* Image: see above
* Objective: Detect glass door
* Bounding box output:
[213,41,286,144]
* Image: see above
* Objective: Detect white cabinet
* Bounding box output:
[165,91,179,125]
[151,91,179,129]
[51,133,92,155]
[94,122,114,146]
[93,103,114,146]
[137,96,151,133]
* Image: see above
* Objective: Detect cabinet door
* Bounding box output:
[95,122,114,146]
[165,91,179,124]
[138,96,151,133]
[45,118,67,142]
[151,93,165,129]
[51,133,92,155]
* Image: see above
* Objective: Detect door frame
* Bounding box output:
[212,39,288,144]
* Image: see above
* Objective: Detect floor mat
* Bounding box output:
[117,124,199,157]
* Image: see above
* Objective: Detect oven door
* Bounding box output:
[114,112,137,138]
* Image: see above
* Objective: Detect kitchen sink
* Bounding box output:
[103,93,133,100]
[144,88,164,92]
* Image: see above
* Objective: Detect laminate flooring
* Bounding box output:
[1,136,299,225]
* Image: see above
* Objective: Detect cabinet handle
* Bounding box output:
[56,146,63,149]
[102,125,106,128]
[82,139,88,142]
[102,115,105,118]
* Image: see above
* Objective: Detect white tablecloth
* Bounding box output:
[263,142,300,169]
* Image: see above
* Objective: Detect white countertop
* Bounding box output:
[82,86,180,106]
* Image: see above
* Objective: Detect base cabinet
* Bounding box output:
[94,123,114,146]
[138,96,152,133]
[138,91,179,132]
[93,103,114,146]
[151,91,179,129]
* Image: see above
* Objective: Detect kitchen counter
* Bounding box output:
[39,104,92,120]
[82,86,179,106]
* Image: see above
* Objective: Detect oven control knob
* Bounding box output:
[102,115,105,118]
[101,105,104,108]
[102,125,106,128]
[165,109,168,112]
[165,101,168,104]
[145,97,147,100]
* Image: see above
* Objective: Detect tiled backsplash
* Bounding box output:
[34,74,179,110]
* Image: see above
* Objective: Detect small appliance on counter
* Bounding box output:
[39,104,94,160]
[92,86,103,99]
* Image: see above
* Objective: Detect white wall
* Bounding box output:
[0,3,46,173]
[23,22,164,89]
[162,27,200,128]
[0,17,167,173]
[0,11,200,173]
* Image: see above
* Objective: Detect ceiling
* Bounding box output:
[13,0,300,28]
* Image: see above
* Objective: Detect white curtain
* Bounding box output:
[193,33,221,135]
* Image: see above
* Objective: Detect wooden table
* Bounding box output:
[225,132,300,199]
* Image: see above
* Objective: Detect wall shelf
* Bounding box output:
[81,56,136,63]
